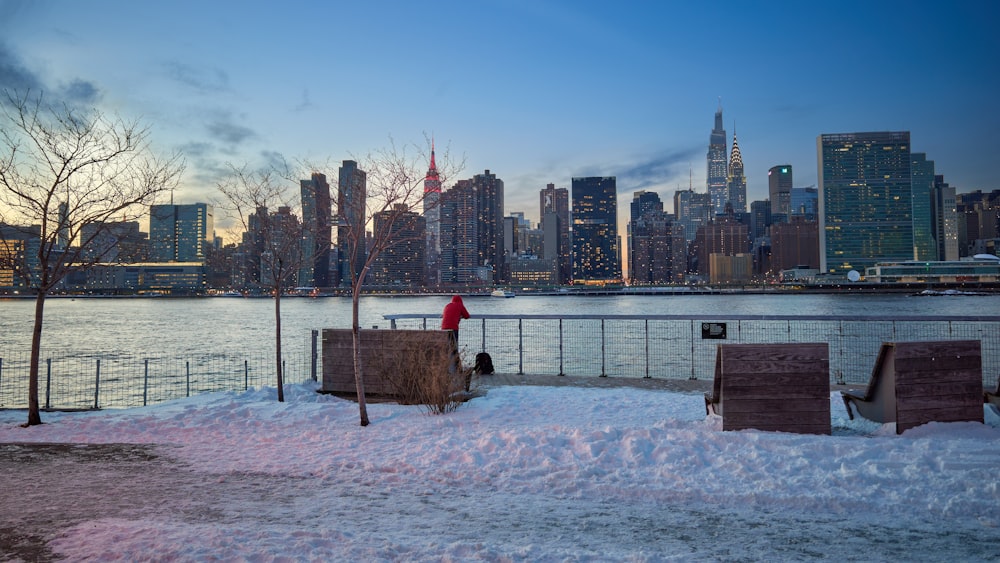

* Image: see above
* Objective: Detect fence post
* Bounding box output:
[45,358,51,409]
[311,329,318,381]
[94,359,101,410]
[517,318,524,375]
[480,318,486,352]
[143,359,149,407]
[644,319,650,378]
[689,320,696,380]
[558,319,564,376]
[600,319,607,377]
[245,359,249,390]
[186,361,190,397]
[835,321,845,385]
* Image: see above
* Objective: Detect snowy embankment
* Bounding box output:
[1,381,998,561]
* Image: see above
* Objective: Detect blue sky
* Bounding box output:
[2,0,997,238]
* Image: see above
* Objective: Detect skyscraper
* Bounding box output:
[438,171,504,285]
[337,160,367,286]
[571,176,620,283]
[817,131,912,274]
[299,172,331,287]
[726,129,747,213]
[910,153,937,261]
[149,203,213,262]
[790,186,818,219]
[628,191,662,283]
[540,183,570,284]
[423,143,441,287]
[673,188,711,243]
[707,103,728,215]
[439,179,479,285]
[372,204,425,288]
[933,175,959,261]
[768,165,793,218]
[472,170,504,284]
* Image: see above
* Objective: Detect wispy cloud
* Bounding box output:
[59,78,101,105]
[616,146,702,194]
[206,113,257,148]
[293,89,313,112]
[162,61,230,94]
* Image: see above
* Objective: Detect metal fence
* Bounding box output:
[0,332,319,411]
[3,315,998,411]
[385,313,1000,387]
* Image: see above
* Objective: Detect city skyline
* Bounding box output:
[2,0,997,237]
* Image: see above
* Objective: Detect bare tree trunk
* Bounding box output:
[351,286,369,426]
[275,290,284,402]
[25,291,45,426]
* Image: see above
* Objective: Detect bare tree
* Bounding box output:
[340,138,463,426]
[0,90,184,426]
[216,163,321,402]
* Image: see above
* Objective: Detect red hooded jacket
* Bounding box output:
[441,295,470,331]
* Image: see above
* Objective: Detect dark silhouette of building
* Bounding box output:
[540,183,570,284]
[768,165,792,218]
[933,175,959,260]
[80,221,147,262]
[337,161,366,287]
[628,191,685,284]
[299,172,331,287]
[769,217,820,274]
[692,216,749,277]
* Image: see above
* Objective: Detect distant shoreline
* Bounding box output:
[3,282,999,299]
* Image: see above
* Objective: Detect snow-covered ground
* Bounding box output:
[1,381,999,561]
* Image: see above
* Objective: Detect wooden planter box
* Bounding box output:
[321,329,454,398]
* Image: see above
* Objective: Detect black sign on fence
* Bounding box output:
[701,322,727,339]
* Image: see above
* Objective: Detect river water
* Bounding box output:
[1,291,998,354]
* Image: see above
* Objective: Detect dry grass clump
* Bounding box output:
[378,341,472,414]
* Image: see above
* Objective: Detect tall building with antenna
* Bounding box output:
[423,142,442,287]
[707,101,728,216]
[726,128,747,213]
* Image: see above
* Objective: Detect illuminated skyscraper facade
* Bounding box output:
[149,203,213,263]
[372,204,425,287]
[817,131,912,274]
[439,170,504,285]
[571,176,620,282]
[726,130,747,213]
[707,104,728,215]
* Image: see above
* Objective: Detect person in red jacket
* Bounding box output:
[441,295,470,384]
[441,294,470,342]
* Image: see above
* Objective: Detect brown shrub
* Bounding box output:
[377,339,471,414]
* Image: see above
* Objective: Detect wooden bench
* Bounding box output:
[841,340,984,434]
[321,329,456,397]
[705,343,831,434]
